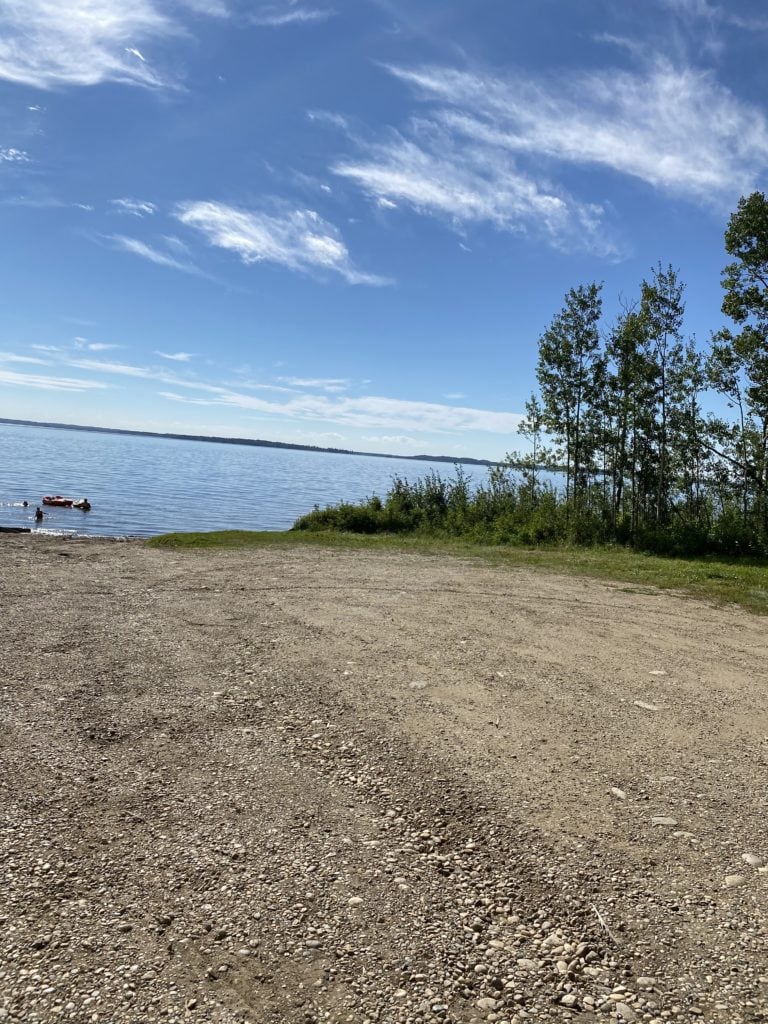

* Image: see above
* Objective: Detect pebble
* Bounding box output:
[742,853,764,868]
[650,816,677,826]
[724,874,747,888]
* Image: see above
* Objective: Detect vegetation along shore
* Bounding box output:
[295,192,768,560]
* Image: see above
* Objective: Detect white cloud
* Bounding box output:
[361,434,421,447]
[0,147,29,163]
[176,200,390,284]
[73,336,118,351]
[67,357,157,378]
[160,383,522,434]
[382,61,768,206]
[0,352,48,365]
[307,110,352,132]
[124,46,146,61]
[659,0,768,30]
[333,124,617,257]
[111,234,199,273]
[0,367,109,391]
[0,0,185,89]
[155,350,193,361]
[277,376,351,392]
[110,197,157,216]
[0,195,94,210]
[252,3,333,27]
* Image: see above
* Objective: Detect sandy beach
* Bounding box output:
[1,535,767,1024]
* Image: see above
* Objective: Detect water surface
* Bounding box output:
[0,422,486,538]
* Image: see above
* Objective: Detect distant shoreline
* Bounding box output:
[0,417,498,468]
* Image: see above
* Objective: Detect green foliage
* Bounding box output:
[291,191,768,561]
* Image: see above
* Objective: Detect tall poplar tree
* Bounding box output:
[536,283,603,514]
[709,191,768,539]
[640,264,686,526]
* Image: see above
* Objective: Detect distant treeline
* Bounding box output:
[294,192,768,557]
[0,418,493,467]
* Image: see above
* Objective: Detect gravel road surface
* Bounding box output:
[1,536,766,1024]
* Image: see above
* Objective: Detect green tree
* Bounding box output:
[512,393,553,499]
[536,283,603,514]
[640,264,686,526]
[709,191,768,541]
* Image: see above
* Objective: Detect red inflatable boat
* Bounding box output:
[42,495,74,507]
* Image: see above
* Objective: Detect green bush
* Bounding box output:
[290,466,768,557]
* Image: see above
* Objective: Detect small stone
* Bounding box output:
[636,977,656,990]
[634,700,660,711]
[610,787,626,800]
[476,997,500,1011]
[116,923,133,933]
[348,897,363,907]
[615,1003,637,1022]
[560,994,579,1008]
[651,816,677,826]
[742,853,765,868]
[725,874,747,888]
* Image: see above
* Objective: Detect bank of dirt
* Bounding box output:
[1,536,766,1024]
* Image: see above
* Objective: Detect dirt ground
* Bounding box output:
[1,536,766,1024]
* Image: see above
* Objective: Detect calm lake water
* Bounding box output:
[0,422,491,538]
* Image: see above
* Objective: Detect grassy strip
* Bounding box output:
[147,530,768,615]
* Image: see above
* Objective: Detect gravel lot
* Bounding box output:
[1,536,767,1024]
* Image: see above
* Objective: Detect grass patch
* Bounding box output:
[147,530,768,615]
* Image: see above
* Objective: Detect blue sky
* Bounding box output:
[1,0,767,461]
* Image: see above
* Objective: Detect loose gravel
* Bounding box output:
[1,536,766,1023]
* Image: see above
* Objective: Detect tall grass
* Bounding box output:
[292,464,768,558]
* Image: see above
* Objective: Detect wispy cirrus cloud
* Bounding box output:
[0,352,48,365]
[379,62,768,206]
[110,234,200,274]
[0,147,29,163]
[0,367,109,392]
[155,350,194,362]
[110,197,157,217]
[74,337,119,352]
[334,123,616,257]
[67,357,159,379]
[362,434,421,447]
[251,3,334,27]
[277,375,351,392]
[0,0,229,91]
[659,0,768,31]
[159,385,522,435]
[331,57,768,257]
[175,200,390,285]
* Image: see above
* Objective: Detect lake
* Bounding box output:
[0,421,494,538]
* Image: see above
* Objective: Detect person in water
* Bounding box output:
[34,506,44,521]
